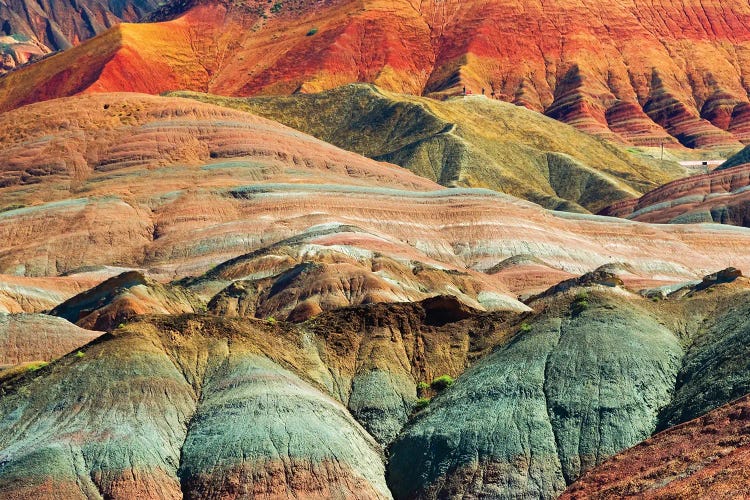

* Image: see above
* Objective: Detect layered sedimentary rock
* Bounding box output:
[3,271,750,496]
[174,85,685,212]
[2,93,750,295]
[601,162,750,225]
[3,0,750,147]
[0,308,503,497]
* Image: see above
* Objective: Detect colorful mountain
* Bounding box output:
[3,0,750,148]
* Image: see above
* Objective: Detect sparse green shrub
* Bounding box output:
[431,374,455,391]
[75,351,85,359]
[571,292,589,316]
[519,322,532,332]
[270,1,282,13]
[26,361,48,372]
[266,316,277,325]
[414,397,431,411]
[306,27,318,36]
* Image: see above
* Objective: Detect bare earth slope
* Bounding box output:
[3,0,750,148]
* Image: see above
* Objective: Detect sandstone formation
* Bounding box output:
[174,85,686,212]
[3,0,750,147]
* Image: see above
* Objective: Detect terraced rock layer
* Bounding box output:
[1,93,749,296]
[173,85,686,213]
[3,0,750,147]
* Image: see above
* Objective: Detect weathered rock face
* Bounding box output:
[2,272,750,497]
[0,309,508,498]
[563,394,750,498]
[0,35,48,73]
[4,0,750,147]
[173,85,686,213]
[657,286,750,430]
[387,288,683,499]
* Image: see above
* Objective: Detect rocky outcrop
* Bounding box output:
[50,271,201,330]
[3,0,750,147]
[657,285,750,430]
[0,309,504,497]
[388,287,682,498]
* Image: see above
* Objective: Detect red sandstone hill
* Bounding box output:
[3,0,750,148]
[0,0,159,73]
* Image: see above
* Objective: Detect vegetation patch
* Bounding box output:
[431,374,455,391]
[26,362,48,372]
[414,397,431,411]
[306,27,319,36]
[571,291,589,316]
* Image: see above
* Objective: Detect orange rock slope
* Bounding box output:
[3,0,750,148]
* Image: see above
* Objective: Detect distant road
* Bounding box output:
[678,160,725,167]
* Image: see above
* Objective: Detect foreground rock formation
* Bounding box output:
[563,394,750,498]
[3,0,750,147]
[2,272,750,497]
